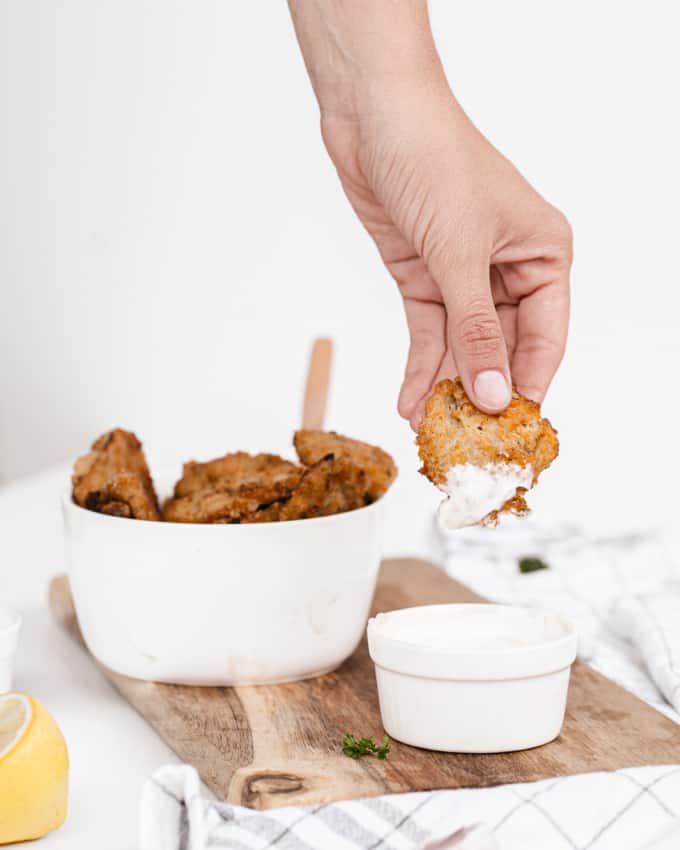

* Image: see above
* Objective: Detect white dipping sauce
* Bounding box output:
[389,625,537,652]
[371,605,568,654]
[437,462,533,530]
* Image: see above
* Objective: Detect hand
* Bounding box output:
[289,1,572,428]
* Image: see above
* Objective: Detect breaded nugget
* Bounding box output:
[88,472,161,521]
[163,453,305,523]
[72,429,161,521]
[417,378,558,524]
[173,452,302,498]
[241,455,369,523]
[294,430,397,501]
[163,483,285,524]
[279,455,370,519]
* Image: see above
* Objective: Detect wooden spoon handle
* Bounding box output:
[301,338,333,430]
[48,574,85,647]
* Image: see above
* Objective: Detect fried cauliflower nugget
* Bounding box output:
[417,379,558,525]
[294,430,397,501]
[72,429,161,521]
[163,452,305,523]
[241,455,369,523]
[173,452,302,498]
[163,483,285,524]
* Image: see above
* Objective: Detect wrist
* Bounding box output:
[288,0,447,119]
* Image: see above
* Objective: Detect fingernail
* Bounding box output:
[473,370,511,410]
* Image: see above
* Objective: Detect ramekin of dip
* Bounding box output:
[367,603,577,753]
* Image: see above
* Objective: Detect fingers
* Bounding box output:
[398,299,447,428]
[405,345,457,430]
[490,267,518,359]
[409,345,456,429]
[497,304,518,361]
[440,261,512,413]
[512,279,569,402]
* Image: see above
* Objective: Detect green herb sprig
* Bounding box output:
[518,556,550,574]
[342,733,390,760]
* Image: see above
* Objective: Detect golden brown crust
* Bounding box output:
[163,453,305,523]
[72,429,161,521]
[240,455,370,523]
[294,430,397,501]
[75,428,398,526]
[172,451,376,525]
[238,500,284,524]
[173,452,303,499]
[416,378,558,522]
[162,479,299,524]
[90,472,161,522]
[100,500,133,518]
[166,432,397,525]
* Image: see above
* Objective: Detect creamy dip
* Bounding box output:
[437,462,533,530]
[379,624,538,652]
[371,607,567,653]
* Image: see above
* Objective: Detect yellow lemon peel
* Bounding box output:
[0,692,69,844]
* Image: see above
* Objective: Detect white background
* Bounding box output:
[0,4,679,847]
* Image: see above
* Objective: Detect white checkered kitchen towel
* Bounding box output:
[141,764,680,850]
[140,523,680,850]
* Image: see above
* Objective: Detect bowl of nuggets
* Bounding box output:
[63,426,397,685]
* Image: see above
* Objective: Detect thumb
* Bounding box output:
[442,261,512,413]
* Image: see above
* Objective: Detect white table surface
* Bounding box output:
[2,462,677,849]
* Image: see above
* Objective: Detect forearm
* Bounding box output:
[287,0,446,117]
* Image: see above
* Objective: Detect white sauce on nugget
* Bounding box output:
[437,462,534,530]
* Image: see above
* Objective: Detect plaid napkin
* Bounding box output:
[611,593,680,715]
[140,763,680,850]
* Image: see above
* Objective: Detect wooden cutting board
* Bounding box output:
[49,558,680,809]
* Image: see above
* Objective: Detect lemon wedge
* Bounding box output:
[0,692,69,844]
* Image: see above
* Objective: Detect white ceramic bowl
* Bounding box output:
[367,603,578,753]
[62,493,384,685]
[0,607,21,693]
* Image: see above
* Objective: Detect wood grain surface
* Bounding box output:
[49,558,680,809]
[301,337,333,431]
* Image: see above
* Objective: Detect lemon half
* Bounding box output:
[0,693,69,844]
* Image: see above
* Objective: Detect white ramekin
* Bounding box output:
[367,603,578,753]
[0,607,21,693]
[62,492,384,686]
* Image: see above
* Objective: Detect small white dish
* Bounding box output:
[367,603,577,753]
[0,607,22,693]
[62,487,385,686]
